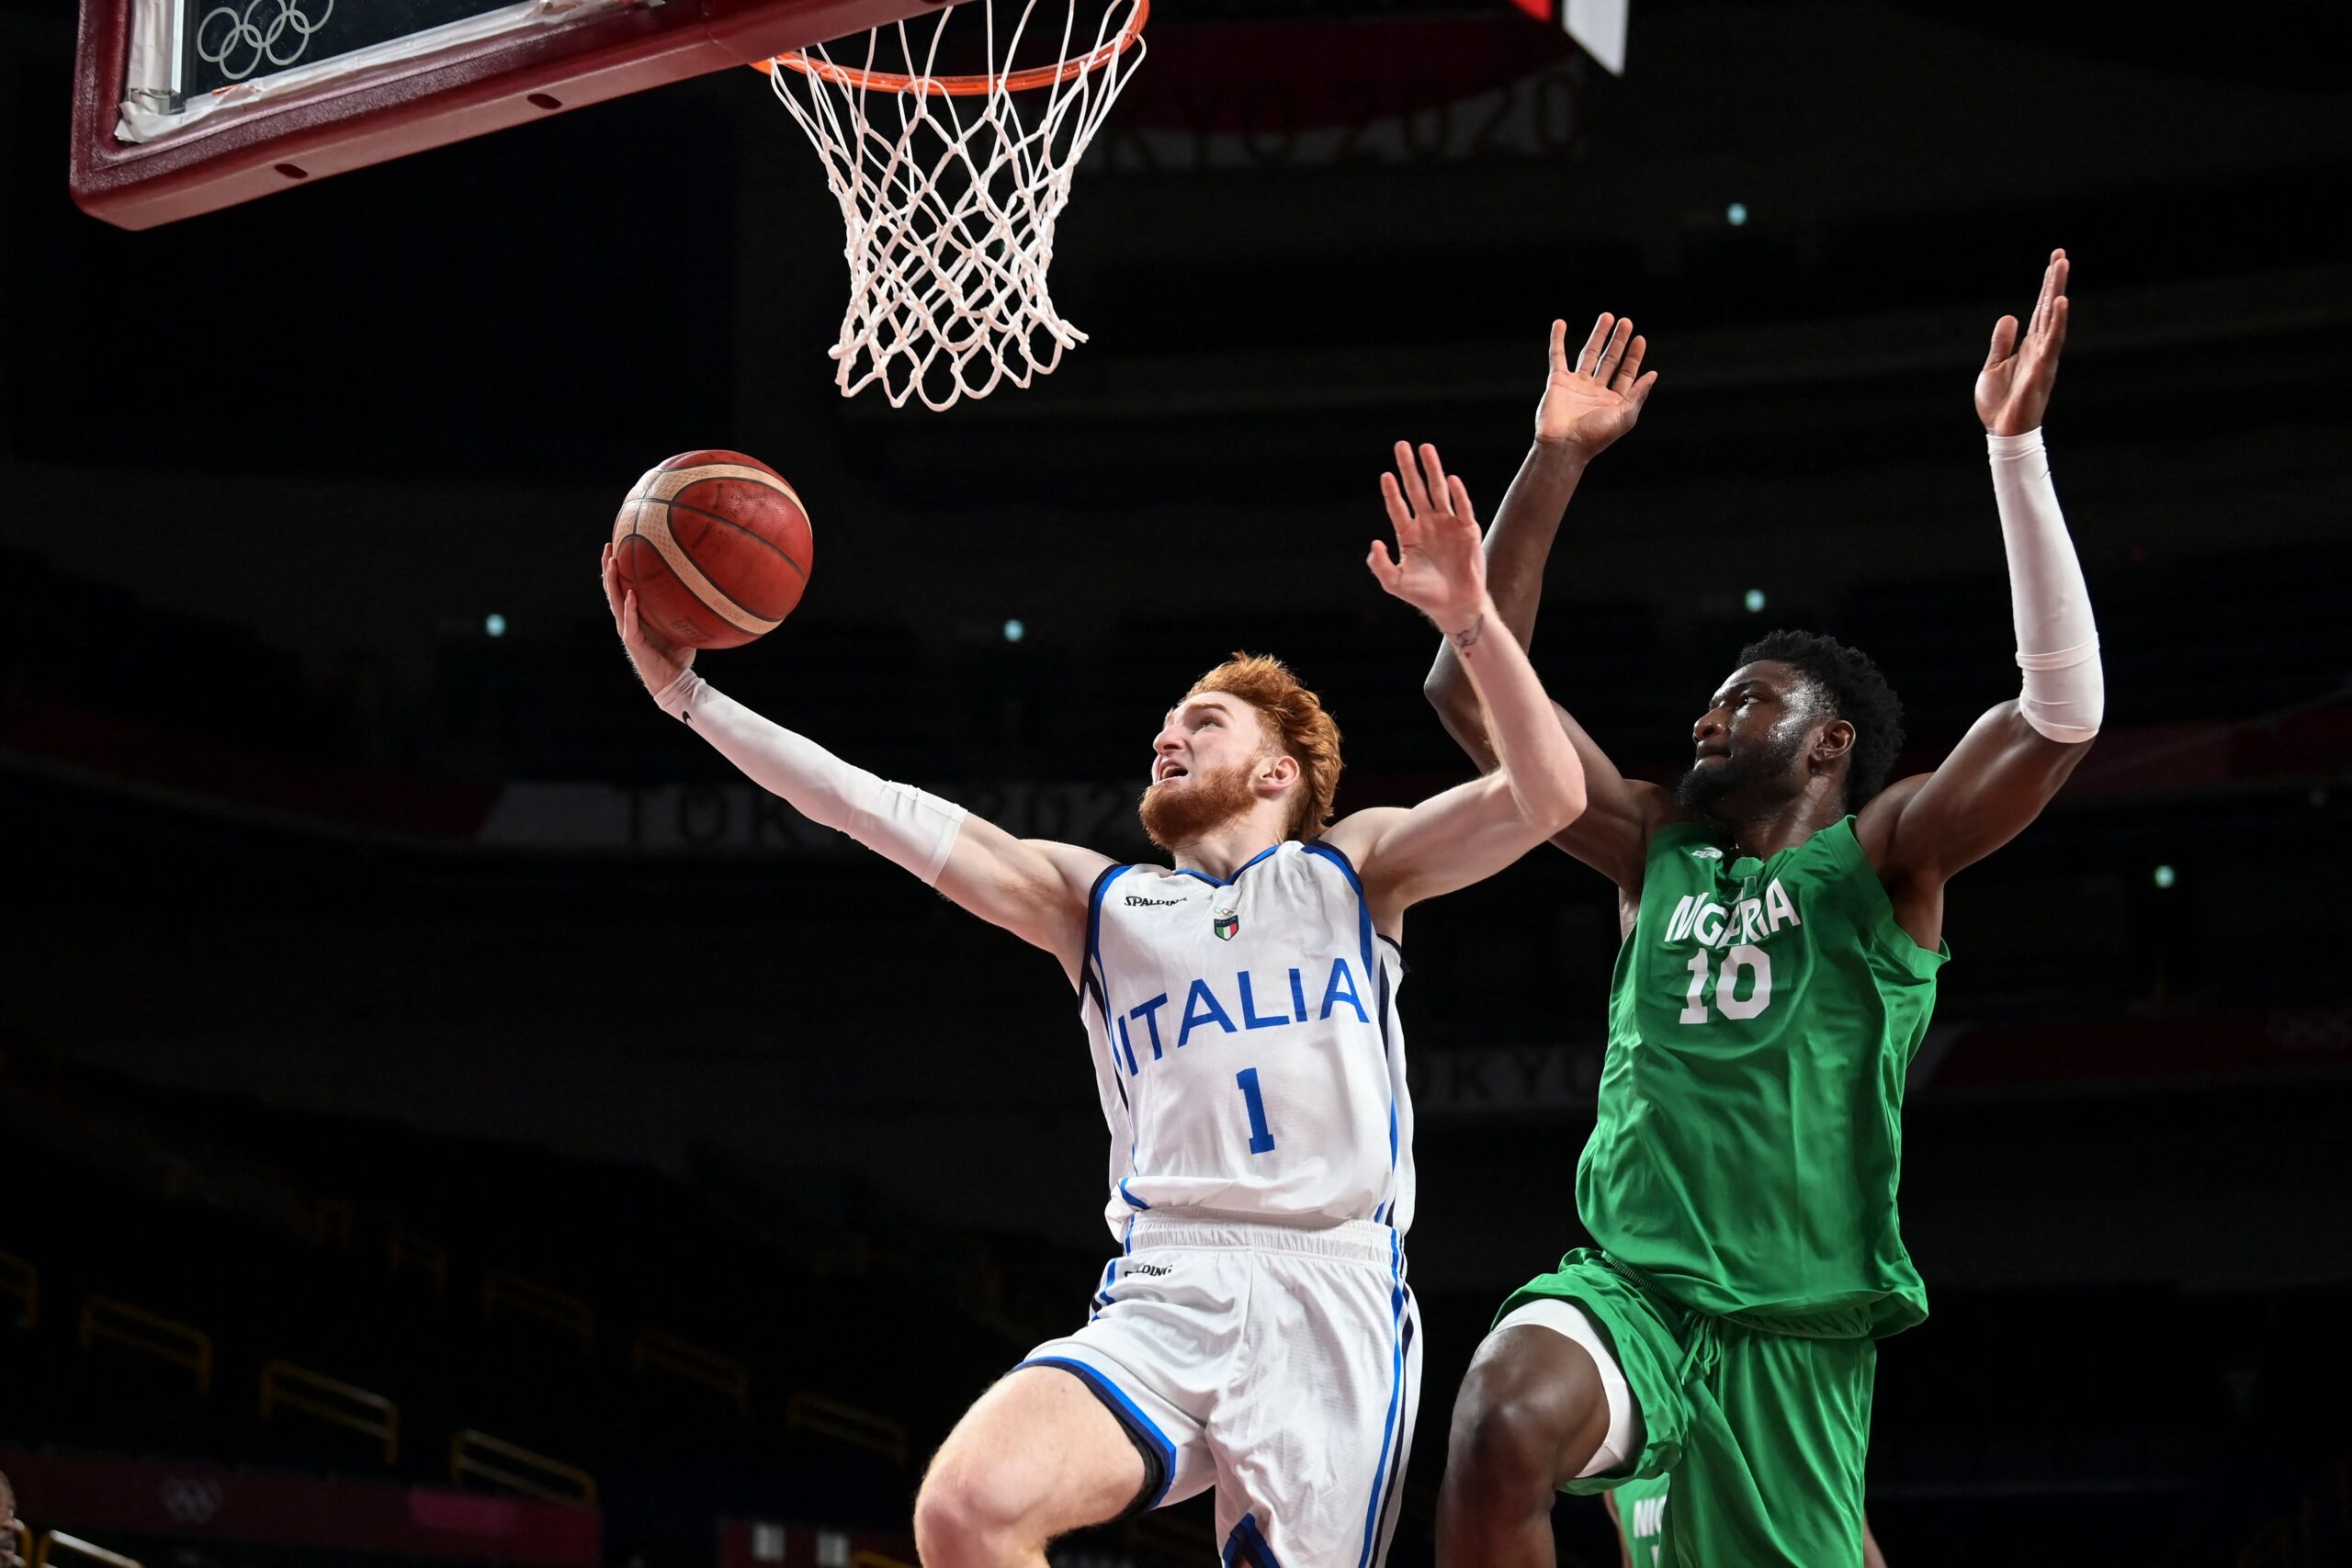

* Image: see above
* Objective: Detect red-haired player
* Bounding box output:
[603,442,1586,1568]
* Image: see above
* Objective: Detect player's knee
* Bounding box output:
[1445,1362,1577,1502]
[913,1447,1042,1567]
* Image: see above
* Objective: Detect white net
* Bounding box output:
[766,1,1148,411]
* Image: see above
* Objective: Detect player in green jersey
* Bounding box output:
[1422,252,2101,1566]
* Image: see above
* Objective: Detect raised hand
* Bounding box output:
[1371,441,1487,631]
[602,543,695,697]
[1535,313,1658,455]
[1976,249,2070,435]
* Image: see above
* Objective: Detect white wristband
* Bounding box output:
[1990,429,2104,742]
[653,671,967,886]
[650,666,701,719]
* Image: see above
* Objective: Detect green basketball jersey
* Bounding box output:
[1611,1473,1671,1564]
[1576,816,1945,1336]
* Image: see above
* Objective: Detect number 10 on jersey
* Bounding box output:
[1680,944,1773,1024]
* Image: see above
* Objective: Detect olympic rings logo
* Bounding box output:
[196,0,336,83]
[157,1476,226,1524]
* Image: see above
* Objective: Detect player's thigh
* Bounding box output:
[1215,1256,1419,1567]
[922,1364,1149,1538]
[1721,1330,1871,1501]
[1669,1335,1872,1566]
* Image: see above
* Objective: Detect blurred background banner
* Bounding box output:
[0,1448,601,1564]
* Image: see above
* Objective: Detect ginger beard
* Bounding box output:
[1139,755,1267,851]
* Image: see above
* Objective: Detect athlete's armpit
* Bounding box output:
[933,820,1118,986]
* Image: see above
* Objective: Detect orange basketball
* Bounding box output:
[610,450,812,649]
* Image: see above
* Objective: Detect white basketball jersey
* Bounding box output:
[1079,840,1415,1238]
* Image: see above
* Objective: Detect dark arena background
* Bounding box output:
[3,2,2347,1566]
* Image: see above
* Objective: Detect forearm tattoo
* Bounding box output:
[1448,613,1487,652]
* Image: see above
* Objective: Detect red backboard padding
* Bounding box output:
[70,0,959,230]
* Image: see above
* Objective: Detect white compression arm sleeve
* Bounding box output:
[1990,429,2104,742]
[650,669,967,886]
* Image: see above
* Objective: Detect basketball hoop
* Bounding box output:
[757,1,1148,411]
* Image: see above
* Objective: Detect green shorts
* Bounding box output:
[1499,1249,1876,1568]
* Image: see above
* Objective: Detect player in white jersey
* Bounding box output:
[601,442,1588,1568]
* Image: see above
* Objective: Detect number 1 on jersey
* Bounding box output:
[1235,1067,1277,1154]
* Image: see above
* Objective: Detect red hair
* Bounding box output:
[1186,652,1343,841]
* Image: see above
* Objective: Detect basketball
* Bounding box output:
[610,450,812,649]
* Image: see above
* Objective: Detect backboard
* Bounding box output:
[70,0,967,229]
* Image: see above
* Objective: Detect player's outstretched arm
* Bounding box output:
[1420,316,1668,889]
[1328,444,1586,932]
[1861,251,2101,894]
[602,547,1111,981]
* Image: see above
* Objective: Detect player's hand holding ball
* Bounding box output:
[602,542,695,698]
[1371,440,1489,635]
[600,449,815,701]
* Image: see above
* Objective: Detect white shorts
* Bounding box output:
[1019,1215,1421,1568]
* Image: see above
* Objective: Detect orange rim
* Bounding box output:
[754,0,1147,96]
